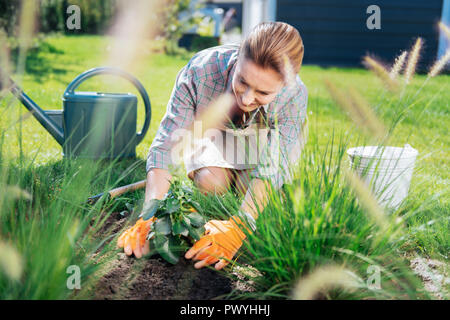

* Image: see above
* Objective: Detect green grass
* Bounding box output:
[300,65,449,261]
[0,35,448,299]
[0,154,150,299]
[227,130,429,299]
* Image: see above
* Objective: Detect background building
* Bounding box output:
[210,0,449,69]
[276,0,449,68]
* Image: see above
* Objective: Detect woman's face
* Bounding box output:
[232,57,284,113]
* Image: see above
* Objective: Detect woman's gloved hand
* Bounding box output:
[117,217,156,258]
[184,216,250,270]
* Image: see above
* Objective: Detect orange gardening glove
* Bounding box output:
[117,217,156,258]
[184,216,251,270]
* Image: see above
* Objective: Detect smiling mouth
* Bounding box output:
[239,104,258,112]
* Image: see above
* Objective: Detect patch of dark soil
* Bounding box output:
[94,253,243,300]
[93,253,135,300]
[126,257,232,300]
[93,211,130,238]
[92,212,255,300]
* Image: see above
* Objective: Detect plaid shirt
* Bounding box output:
[146,45,308,189]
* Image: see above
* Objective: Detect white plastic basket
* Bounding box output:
[347,144,419,210]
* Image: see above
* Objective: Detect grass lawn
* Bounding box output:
[0,35,448,299]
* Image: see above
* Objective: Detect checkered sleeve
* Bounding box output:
[251,81,308,190]
[146,64,197,172]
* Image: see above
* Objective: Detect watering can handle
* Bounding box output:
[64,67,151,145]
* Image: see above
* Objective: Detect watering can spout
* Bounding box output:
[8,80,65,146]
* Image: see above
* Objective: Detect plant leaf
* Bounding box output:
[154,216,171,235]
[139,199,162,221]
[172,220,189,236]
[168,236,187,254]
[153,234,179,265]
[165,197,181,214]
[186,222,205,241]
[187,199,201,211]
[186,211,205,227]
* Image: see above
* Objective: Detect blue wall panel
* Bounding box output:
[277,0,443,68]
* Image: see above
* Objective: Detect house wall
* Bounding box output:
[277,0,444,68]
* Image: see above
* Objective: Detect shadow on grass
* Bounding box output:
[11,40,68,83]
[5,156,148,211]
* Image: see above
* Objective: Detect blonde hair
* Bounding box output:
[240,22,304,78]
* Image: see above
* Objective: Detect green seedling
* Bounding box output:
[140,178,206,264]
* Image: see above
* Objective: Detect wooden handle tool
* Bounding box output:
[87,179,146,205]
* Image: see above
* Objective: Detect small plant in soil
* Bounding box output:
[140,178,206,264]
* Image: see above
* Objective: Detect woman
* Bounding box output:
[117,22,308,270]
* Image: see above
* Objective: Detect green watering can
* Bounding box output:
[4,67,151,159]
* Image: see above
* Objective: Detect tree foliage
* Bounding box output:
[157,0,203,54]
[0,0,118,35]
[0,0,21,35]
[0,0,202,55]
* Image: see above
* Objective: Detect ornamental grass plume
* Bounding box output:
[347,87,386,140]
[0,241,23,281]
[16,0,38,76]
[404,38,423,85]
[106,0,164,72]
[343,167,389,231]
[3,185,32,201]
[427,50,450,78]
[363,56,400,92]
[0,31,11,95]
[171,93,234,163]
[324,79,386,141]
[282,55,297,88]
[291,265,360,300]
[271,54,298,115]
[389,51,408,80]
[189,93,234,137]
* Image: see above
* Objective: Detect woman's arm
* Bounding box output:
[239,177,272,220]
[118,60,198,258]
[146,64,197,174]
[144,168,173,201]
[144,63,199,201]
